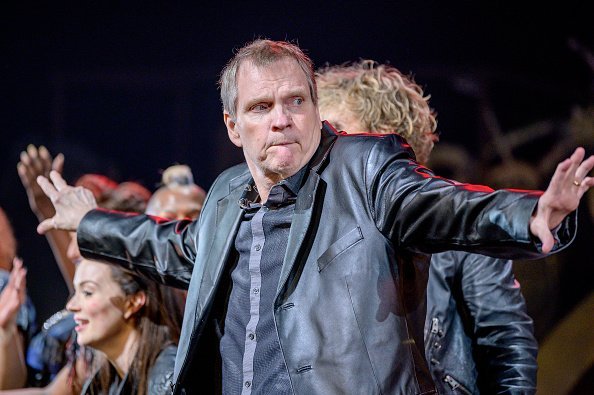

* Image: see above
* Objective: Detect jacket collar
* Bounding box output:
[175,125,338,388]
[201,122,338,305]
[276,121,337,297]
[309,120,338,175]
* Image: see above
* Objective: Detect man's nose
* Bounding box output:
[271,105,291,130]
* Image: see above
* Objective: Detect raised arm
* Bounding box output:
[36,171,195,288]
[16,145,76,290]
[368,137,592,256]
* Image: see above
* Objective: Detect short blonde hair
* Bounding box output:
[316,60,438,164]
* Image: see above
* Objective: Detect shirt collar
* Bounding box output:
[238,165,308,210]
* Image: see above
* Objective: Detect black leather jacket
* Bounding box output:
[78,123,575,394]
[80,344,176,394]
[425,251,537,394]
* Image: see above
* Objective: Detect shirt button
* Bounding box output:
[254,244,261,251]
[244,381,251,388]
[248,333,255,340]
[253,288,260,294]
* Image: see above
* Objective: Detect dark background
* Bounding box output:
[1,1,592,392]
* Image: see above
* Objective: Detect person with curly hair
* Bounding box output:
[316,59,538,394]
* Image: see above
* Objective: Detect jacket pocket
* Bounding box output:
[317,226,363,272]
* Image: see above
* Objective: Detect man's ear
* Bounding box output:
[124,291,146,319]
[224,112,242,148]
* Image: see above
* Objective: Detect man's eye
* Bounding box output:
[292,97,304,106]
[251,104,268,111]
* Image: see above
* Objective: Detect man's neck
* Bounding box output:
[253,175,283,203]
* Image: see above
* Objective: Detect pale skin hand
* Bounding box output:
[36,171,98,234]
[530,147,594,253]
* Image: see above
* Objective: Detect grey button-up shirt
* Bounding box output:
[221,168,306,395]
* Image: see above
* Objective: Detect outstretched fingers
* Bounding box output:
[35,171,96,234]
[531,147,592,251]
[553,147,584,186]
[52,152,65,173]
[36,175,59,202]
[49,170,68,191]
[574,153,594,189]
[37,145,53,173]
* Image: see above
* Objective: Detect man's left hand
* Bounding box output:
[530,147,594,253]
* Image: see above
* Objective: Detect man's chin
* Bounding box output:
[267,161,300,179]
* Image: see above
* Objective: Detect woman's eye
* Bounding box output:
[82,290,93,297]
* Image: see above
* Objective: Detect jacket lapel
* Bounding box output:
[196,174,248,312]
[276,122,337,298]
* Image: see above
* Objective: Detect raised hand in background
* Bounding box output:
[17,145,65,221]
[0,258,28,390]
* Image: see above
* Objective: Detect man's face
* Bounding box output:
[224,58,322,185]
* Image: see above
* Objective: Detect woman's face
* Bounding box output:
[66,260,138,352]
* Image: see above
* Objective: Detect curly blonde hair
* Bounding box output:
[316,60,438,164]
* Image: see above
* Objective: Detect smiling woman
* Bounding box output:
[66,259,180,395]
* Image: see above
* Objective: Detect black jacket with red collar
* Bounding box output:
[78,122,574,394]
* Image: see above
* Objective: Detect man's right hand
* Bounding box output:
[36,171,98,234]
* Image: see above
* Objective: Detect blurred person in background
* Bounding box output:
[10,146,156,393]
[0,207,37,390]
[316,59,538,394]
[145,163,207,310]
[146,164,206,221]
[0,258,34,390]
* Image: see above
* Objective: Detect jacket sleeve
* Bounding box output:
[77,209,198,289]
[459,252,538,392]
[366,134,577,259]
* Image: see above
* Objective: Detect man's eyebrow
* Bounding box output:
[285,87,309,97]
[242,87,309,109]
[243,95,270,109]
